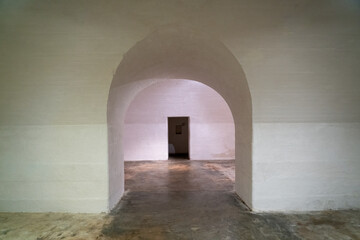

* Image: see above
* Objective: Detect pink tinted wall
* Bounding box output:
[124,79,235,160]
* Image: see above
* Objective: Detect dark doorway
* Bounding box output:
[168,117,189,159]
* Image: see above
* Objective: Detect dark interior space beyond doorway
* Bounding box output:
[168,117,189,159]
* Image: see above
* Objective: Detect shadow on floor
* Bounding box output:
[168,154,189,160]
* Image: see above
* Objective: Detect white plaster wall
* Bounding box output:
[0,0,359,212]
[253,123,360,211]
[0,125,108,212]
[124,80,235,161]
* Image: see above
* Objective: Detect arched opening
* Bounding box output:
[107,26,252,211]
[124,79,235,161]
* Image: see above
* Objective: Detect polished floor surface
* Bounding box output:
[0,160,359,240]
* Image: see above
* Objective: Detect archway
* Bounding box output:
[124,79,235,161]
[107,26,252,210]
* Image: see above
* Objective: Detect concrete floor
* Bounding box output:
[0,160,359,240]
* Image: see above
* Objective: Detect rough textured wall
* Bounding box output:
[124,80,235,160]
[0,0,359,212]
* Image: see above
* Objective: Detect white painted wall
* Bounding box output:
[124,80,235,161]
[0,125,108,212]
[253,123,360,211]
[0,0,359,212]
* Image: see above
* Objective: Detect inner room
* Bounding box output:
[168,116,189,159]
[120,79,239,238]
[123,78,236,198]
[124,79,235,161]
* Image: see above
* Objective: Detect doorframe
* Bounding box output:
[167,116,190,159]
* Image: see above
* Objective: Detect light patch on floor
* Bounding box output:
[203,162,235,182]
[168,164,191,171]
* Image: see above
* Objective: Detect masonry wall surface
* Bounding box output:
[0,0,359,212]
[124,80,235,161]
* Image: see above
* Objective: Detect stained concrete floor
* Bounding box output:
[0,160,359,240]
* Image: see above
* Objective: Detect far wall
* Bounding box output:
[124,79,235,160]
